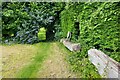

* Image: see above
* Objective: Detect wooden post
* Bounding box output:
[88,49,120,78]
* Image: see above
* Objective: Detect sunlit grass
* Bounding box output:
[2,42,51,78]
[2,42,101,78]
[2,44,36,78]
[16,42,51,78]
[57,42,101,78]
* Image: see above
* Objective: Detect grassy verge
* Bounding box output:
[16,42,51,78]
[57,42,101,78]
[2,42,51,78]
[2,44,36,78]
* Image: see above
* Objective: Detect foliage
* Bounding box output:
[58,42,101,78]
[38,27,46,41]
[68,54,101,78]
[2,2,65,44]
[2,2,120,78]
[60,2,120,78]
[60,2,120,62]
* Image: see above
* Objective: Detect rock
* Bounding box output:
[61,38,81,52]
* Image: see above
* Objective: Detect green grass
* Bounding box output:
[57,42,101,78]
[16,42,51,78]
[2,42,101,78]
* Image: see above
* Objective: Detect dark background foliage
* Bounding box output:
[2,2,65,44]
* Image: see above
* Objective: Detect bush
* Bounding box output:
[60,2,120,62]
[60,2,120,78]
[2,2,65,44]
[38,27,46,41]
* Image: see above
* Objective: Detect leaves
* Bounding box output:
[2,2,65,43]
[60,2,120,78]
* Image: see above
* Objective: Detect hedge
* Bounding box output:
[60,2,120,78]
[60,2,120,62]
[2,2,65,44]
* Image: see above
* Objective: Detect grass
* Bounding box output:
[0,45,2,79]
[16,42,51,78]
[57,42,101,78]
[2,42,101,78]
[2,42,51,78]
[2,44,36,78]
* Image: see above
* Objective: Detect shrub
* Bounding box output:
[60,2,120,78]
[60,2,120,62]
[38,27,46,41]
[2,2,65,44]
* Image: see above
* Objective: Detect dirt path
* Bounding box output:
[37,42,77,78]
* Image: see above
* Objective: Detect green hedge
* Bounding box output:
[60,2,120,78]
[60,2,120,62]
[2,2,65,44]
